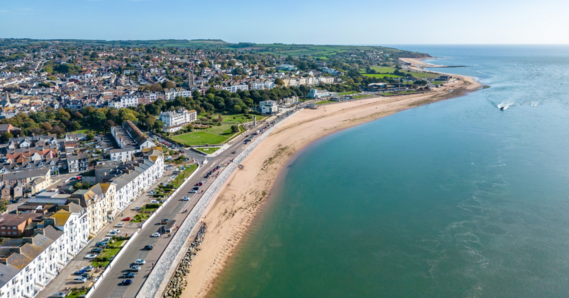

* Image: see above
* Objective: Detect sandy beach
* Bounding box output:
[180,66,482,298]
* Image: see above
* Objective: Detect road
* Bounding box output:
[37,108,298,298]
[86,117,282,298]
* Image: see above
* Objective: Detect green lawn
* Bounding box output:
[71,127,103,134]
[91,240,125,267]
[338,91,359,96]
[171,164,198,187]
[195,147,220,154]
[173,131,229,146]
[362,73,403,79]
[66,290,88,298]
[204,124,234,135]
[352,95,369,99]
[316,100,334,105]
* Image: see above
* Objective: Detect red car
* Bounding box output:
[180,151,185,153]
[122,217,132,221]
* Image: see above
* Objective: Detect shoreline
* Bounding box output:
[179,63,484,298]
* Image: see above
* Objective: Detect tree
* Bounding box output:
[162,81,176,89]
[150,83,163,92]
[74,182,82,190]
[82,182,91,189]
[231,125,239,133]
[275,78,284,86]
[0,132,13,142]
[0,199,8,213]
[41,122,52,132]
[86,131,95,140]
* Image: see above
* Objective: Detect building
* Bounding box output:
[307,89,334,99]
[281,96,299,107]
[121,121,156,150]
[276,64,297,71]
[259,100,278,115]
[109,95,138,109]
[109,148,136,162]
[66,152,89,173]
[159,108,197,133]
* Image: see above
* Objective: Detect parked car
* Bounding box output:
[150,200,159,204]
[95,242,107,247]
[52,292,66,298]
[182,197,190,201]
[85,254,98,259]
[195,182,203,186]
[192,186,199,191]
[121,279,133,286]
[122,217,132,221]
[115,223,125,228]
[82,265,94,272]
[123,272,136,278]
[74,269,86,275]
[110,229,120,234]
[134,259,146,265]
[73,277,87,283]
[144,245,153,250]
[232,151,236,154]
[133,206,142,211]
[101,237,111,243]
[129,265,141,272]
[91,248,102,253]
[107,231,118,237]
[151,232,160,237]
[161,219,169,225]
[189,189,197,193]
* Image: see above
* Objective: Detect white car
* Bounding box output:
[115,223,125,228]
[110,229,120,233]
[182,196,190,201]
[107,231,118,236]
[134,259,146,265]
[85,254,98,259]
[151,233,160,237]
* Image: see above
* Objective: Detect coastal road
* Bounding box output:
[37,170,176,298]
[88,121,274,298]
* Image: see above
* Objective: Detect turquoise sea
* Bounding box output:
[208,46,569,297]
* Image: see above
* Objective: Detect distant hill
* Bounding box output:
[0,38,429,58]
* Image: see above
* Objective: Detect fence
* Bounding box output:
[137,110,300,297]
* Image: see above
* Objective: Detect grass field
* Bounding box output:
[195,147,220,154]
[352,95,370,99]
[173,131,228,146]
[71,127,103,134]
[316,100,334,105]
[338,91,359,95]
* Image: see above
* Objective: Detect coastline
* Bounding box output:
[180,64,483,298]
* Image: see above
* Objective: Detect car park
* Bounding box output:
[151,232,161,237]
[144,245,153,250]
[134,259,146,265]
[121,279,133,286]
[85,254,98,259]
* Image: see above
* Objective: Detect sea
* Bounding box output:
[207,45,569,298]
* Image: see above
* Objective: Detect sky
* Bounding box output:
[1,0,569,45]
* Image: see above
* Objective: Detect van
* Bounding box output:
[73,277,87,283]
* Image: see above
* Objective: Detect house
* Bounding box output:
[0,124,19,135]
[109,148,136,162]
[67,152,89,173]
[259,100,278,115]
[121,121,156,150]
[307,89,334,99]
[159,108,198,133]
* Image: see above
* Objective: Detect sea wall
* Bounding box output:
[138,110,300,298]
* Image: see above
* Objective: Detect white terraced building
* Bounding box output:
[109,148,164,210]
[109,95,138,109]
[159,108,197,133]
[0,203,90,298]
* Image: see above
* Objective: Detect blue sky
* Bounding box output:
[1,0,568,44]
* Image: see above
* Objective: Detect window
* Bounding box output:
[12,226,16,230]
